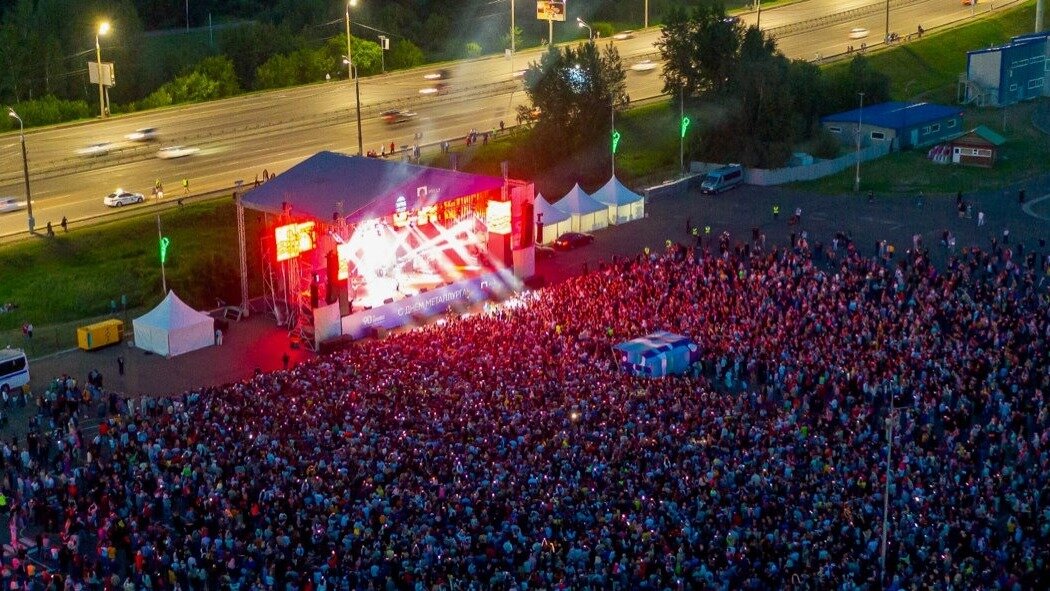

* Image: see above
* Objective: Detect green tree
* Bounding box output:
[823,55,891,115]
[388,39,424,70]
[194,56,241,98]
[325,35,382,77]
[518,41,627,177]
[656,3,741,97]
[465,42,483,58]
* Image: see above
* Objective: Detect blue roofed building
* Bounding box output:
[820,102,964,151]
[960,31,1049,107]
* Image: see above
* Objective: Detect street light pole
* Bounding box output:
[885,0,890,44]
[757,1,762,29]
[8,109,34,234]
[345,0,362,156]
[577,17,592,40]
[510,0,516,54]
[880,397,897,586]
[95,21,110,118]
[854,91,864,192]
[645,0,649,28]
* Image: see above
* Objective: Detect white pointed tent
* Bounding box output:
[591,176,645,224]
[553,184,609,233]
[534,194,572,244]
[132,291,215,357]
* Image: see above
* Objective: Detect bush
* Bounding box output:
[593,22,616,39]
[465,42,483,58]
[5,96,91,130]
[388,40,424,70]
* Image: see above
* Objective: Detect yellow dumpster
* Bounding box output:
[76,319,125,351]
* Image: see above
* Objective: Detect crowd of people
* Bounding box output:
[2,233,1048,590]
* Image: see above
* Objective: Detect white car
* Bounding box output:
[156,145,200,159]
[849,28,870,40]
[612,30,635,40]
[103,190,145,207]
[0,197,26,213]
[630,60,658,72]
[77,142,114,157]
[126,127,159,142]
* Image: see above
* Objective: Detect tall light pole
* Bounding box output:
[644,0,649,28]
[757,1,762,29]
[8,109,34,234]
[345,0,363,156]
[510,0,516,54]
[880,397,898,586]
[885,0,890,44]
[343,58,363,156]
[96,21,110,118]
[679,88,691,176]
[577,17,592,40]
[854,92,864,192]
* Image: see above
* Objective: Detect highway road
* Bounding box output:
[0,0,1027,236]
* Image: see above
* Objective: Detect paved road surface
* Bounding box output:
[0,0,1026,236]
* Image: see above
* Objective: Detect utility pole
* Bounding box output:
[511,0,516,54]
[854,92,865,192]
[757,1,762,29]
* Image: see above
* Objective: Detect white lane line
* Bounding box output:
[1021,193,1050,221]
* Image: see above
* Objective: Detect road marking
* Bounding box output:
[1021,193,1050,221]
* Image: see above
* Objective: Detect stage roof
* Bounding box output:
[241,151,506,223]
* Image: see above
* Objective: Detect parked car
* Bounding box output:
[156,145,200,159]
[0,197,26,214]
[553,232,595,251]
[700,164,744,194]
[126,127,159,142]
[77,142,114,157]
[103,189,145,207]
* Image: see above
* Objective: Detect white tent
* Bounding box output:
[553,184,609,233]
[534,194,572,244]
[132,291,215,357]
[591,176,645,224]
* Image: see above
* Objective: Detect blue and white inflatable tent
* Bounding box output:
[614,331,699,378]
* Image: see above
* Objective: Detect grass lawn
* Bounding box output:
[0,199,265,355]
[794,100,1050,195]
[823,1,1039,104]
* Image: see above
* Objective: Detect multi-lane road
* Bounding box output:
[0,0,1026,236]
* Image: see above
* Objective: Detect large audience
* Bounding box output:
[3,236,1049,591]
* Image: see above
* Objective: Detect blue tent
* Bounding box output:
[614,331,699,378]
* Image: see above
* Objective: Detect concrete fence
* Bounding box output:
[689,143,891,187]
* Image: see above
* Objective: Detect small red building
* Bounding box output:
[949,125,1005,168]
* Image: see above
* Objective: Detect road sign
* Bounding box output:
[88,62,115,87]
[536,1,566,22]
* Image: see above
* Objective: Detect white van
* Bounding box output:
[0,348,29,394]
[700,164,744,194]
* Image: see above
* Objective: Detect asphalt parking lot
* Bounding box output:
[538,171,1050,285]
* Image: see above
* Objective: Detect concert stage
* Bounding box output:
[237,151,536,347]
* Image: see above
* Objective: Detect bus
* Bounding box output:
[0,348,29,394]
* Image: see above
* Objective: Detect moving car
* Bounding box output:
[612,30,635,40]
[380,110,417,124]
[630,60,658,73]
[77,142,114,157]
[126,127,159,142]
[423,69,451,80]
[103,189,145,207]
[849,27,870,39]
[553,232,595,251]
[156,145,200,159]
[0,197,26,214]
